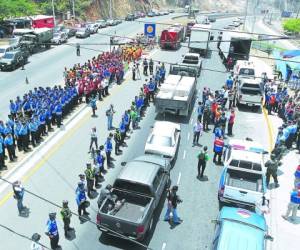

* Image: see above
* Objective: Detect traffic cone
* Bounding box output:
[25,77,29,84]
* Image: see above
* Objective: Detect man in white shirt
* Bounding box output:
[192,120,203,146]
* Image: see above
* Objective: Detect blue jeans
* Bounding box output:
[17,198,24,213]
[107,116,113,130]
[164,205,180,223]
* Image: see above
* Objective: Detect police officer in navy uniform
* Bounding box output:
[147,78,155,102]
[76,182,89,222]
[45,212,60,249]
[104,135,113,167]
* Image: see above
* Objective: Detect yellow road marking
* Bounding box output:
[262,107,275,152]
[0,76,130,207]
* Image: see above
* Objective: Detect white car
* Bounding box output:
[144,121,180,162]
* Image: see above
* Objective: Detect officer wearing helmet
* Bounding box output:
[97,184,114,209]
[84,162,95,197]
[60,200,73,238]
[76,182,89,222]
[45,212,60,249]
[265,153,279,188]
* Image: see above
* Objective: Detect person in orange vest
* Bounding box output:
[213,136,224,165]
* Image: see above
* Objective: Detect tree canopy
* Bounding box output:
[283,18,300,33]
[0,0,37,19]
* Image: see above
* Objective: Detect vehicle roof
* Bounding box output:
[220,206,266,231]
[192,23,212,29]
[152,121,179,136]
[230,149,263,164]
[118,155,164,185]
[228,139,265,153]
[236,60,254,67]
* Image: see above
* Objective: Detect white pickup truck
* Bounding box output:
[218,139,267,209]
[180,53,202,77]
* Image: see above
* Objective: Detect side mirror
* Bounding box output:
[265,235,274,241]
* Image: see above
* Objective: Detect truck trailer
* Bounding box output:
[188,23,212,56]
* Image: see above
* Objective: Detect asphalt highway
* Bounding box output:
[0,16,273,250]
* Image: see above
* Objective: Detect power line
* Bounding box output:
[0,176,153,250]
[0,223,51,250]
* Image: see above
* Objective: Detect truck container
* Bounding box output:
[188,23,212,56]
[219,32,252,63]
[159,25,184,50]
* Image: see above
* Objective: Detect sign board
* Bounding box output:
[144,23,156,38]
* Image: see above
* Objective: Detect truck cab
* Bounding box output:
[218,139,267,209]
[180,53,202,76]
[234,60,256,79]
[97,155,170,241]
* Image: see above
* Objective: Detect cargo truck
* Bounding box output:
[154,64,198,116]
[14,28,53,54]
[188,23,212,56]
[219,32,252,63]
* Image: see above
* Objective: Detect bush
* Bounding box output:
[283,18,300,33]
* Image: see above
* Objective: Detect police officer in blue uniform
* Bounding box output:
[4,133,17,162]
[55,101,63,128]
[76,182,89,222]
[148,78,155,102]
[45,212,60,249]
[104,135,113,167]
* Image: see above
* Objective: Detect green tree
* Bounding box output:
[0,0,37,19]
[283,18,300,33]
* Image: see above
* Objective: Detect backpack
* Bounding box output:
[198,151,205,160]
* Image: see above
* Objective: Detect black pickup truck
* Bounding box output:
[96,155,171,241]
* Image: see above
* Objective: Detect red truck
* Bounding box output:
[160,25,185,50]
[31,15,55,29]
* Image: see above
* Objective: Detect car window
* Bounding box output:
[241,88,261,95]
[239,68,255,75]
[150,135,172,147]
[152,168,164,191]
[3,53,14,59]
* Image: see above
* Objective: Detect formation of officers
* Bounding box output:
[0,85,78,171]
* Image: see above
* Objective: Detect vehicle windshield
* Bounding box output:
[183,56,199,64]
[239,68,255,76]
[150,135,172,147]
[241,88,261,95]
[53,33,60,38]
[229,159,262,171]
[3,53,14,59]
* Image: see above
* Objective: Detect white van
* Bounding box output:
[234,60,255,79]
[237,78,263,108]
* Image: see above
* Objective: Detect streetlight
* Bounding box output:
[51,0,56,26]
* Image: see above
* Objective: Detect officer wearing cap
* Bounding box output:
[45,212,60,249]
[76,182,89,222]
[104,135,113,167]
[60,200,73,238]
[84,163,95,197]
[265,153,279,188]
[114,128,122,155]
[31,233,44,250]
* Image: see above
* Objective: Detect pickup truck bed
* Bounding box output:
[100,189,152,223]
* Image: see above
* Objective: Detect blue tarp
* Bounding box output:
[282,50,300,58]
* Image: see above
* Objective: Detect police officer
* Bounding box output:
[45,212,60,250]
[0,140,5,170]
[104,135,113,167]
[76,43,80,56]
[60,200,73,238]
[203,107,210,131]
[119,119,126,146]
[147,78,155,102]
[143,58,148,75]
[76,182,89,222]
[4,133,17,162]
[84,163,95,197]
[12,180,26,215]
[95,146,106,180]
[114,128,122,155]
[213,136,224,165]
[54,101,62,128]
[265,154,279,188]
[149,58,154,75]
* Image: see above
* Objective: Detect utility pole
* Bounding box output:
[188,0,192,18]
[51,0,56,26]
[72,0,75,20]
[109,0,113,20]
[243,0,249,30]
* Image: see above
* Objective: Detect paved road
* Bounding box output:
[0,17,273,250]
[0,14,175,120]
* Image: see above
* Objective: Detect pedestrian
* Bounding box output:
[76,43,80,56]
[164,185,183,225]
[90,95,97,117]
[30,233,44,250]
[228,89,234,110]
[106,104,115,130]
[147,78,155,102]
[265,154,279,188]
[132,65,136,81]
[60,200,73,238]
[12,181,26,215]
[95,146,106,180]
[227,109,235,136]
[89,127,98,153]
[45,213,60,250]
[143,58,148,75]
[203,107,210,131]
[294,165,300,188]
[196,101,204,122]
[84,163,95,197]
[219,112,227,136]
[192,120,203,146]
[104,135,113,167]
[197,146,209,178]
[97,184,113,209]
[76,182,89,222]
[282,184,300,221]
[114,128,122,155]
[213,136,224,165]
[0,141,6,170]
[149,58,154,75]
[4,133,17,162]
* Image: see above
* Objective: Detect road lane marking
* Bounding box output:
[183,150,186,159]
[177,172,181,185]
[187,132,190,141]
[262,107,274,152]
[162,243,167,250]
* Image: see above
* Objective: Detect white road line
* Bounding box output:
[177,172,182,185]
[162,242,167,250]
[187,132,190,141]
[190,118,194,125]
[183,150,186,159]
